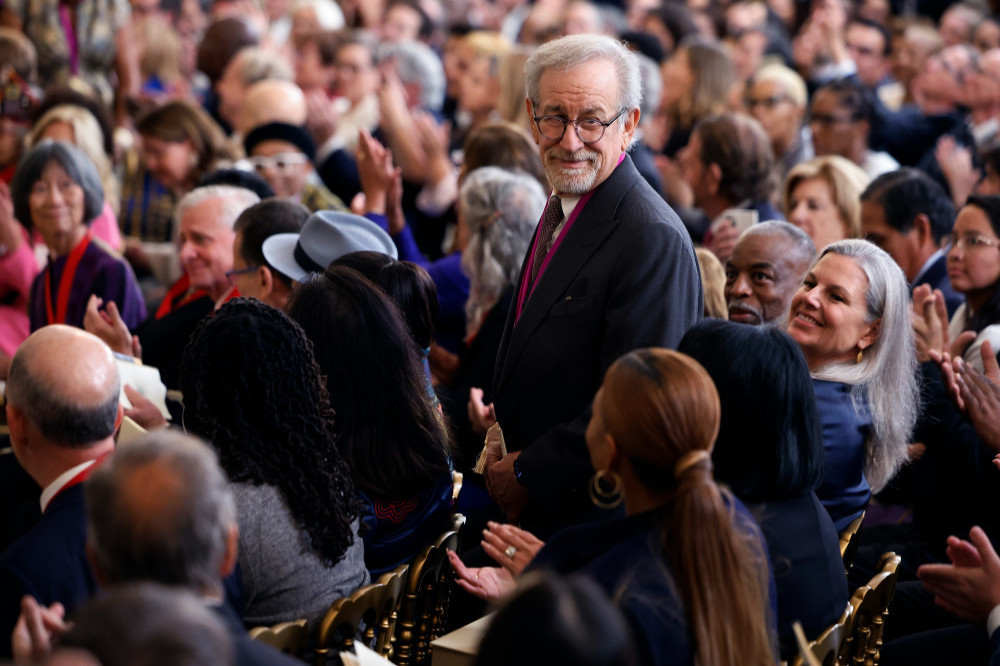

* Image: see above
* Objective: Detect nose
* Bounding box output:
[179,239,197,264]
[45,184,65,205]
[801,283,821,308]
[559,123,585,152]
[789,202,809,225]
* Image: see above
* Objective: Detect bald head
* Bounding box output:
[238,80,307,135]
[7,325,119,447]
[87,431,236,592]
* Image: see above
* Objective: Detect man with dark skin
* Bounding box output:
[725,221,816,326]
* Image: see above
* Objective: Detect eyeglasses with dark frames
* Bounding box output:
[226,265,261,285]
[532,107,629,143]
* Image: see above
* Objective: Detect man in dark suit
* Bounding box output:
[481,34,703,537]
[12,430,301,666]
[0,325,121,658]
[860,167,963,316]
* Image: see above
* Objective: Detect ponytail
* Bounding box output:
[664,453,774,666]
[601,349,775,666]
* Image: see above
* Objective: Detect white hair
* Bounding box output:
[807,239,919,491]
[290,0,344,30]
[524,34,641,119]
[460,167,546,336]
[174,185,261,231]
[377,40,446,111]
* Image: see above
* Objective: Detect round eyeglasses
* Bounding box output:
[532,108,628,143]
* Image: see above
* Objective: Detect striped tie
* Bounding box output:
[530,195,562,285]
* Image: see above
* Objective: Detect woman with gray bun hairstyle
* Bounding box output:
[784,238,919,531]
[449,166,546,472]
[460,166,547,338]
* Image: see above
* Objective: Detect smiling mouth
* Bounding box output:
[795,312,822,326]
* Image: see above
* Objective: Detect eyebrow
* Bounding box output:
[539,103,608,116]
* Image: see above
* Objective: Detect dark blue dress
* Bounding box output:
[813,379,872,532]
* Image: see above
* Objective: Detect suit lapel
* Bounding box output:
[494,156,639,393]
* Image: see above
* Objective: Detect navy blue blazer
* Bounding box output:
[0,484,96,658]
[915,253,963,318]
[492,155,703,537]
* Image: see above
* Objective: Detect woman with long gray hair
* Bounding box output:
[784,239,919,531]
[449,166,546,471]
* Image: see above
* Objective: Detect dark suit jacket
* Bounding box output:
[492,154,703,536]
[914,252,963,318]
[0,484,96,658]
[749,492,848,661]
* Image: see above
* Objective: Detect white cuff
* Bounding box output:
[986,603,1000,639]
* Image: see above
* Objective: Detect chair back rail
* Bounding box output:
[791,601,853,666]
[374,564,409,659]
[248,619,309,659]
[394,530,460,666]
[842,551,901,666]
[839,512,866,574]
[315,582,396,666]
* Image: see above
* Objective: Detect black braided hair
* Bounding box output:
[179,298,360,565]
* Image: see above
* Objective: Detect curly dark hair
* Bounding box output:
[179,298,359,565]
[286,267,452,500]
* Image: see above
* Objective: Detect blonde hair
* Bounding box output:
[28,105,119,213]
[497,47,532,131]
[751,63,807,108]
[784,155,871,238]
[137,17,183,86]
[696,248,727,319]
[671,39,734,128]
[463,31,513,60]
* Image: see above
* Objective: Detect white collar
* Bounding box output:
[40,460,96,512]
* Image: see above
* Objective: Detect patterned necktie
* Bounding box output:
[530,195,562,285]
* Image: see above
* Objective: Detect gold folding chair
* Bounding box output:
[248,619,309,659]
[393,529,460,666]
[314,581,394,666]
[791,602,853,666]
[839,512,866,574]
[842,552,901,666]
[373,564,409,660]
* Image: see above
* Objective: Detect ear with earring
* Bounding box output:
[589,468,623,509]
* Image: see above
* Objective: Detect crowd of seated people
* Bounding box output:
[8,1,1000,664]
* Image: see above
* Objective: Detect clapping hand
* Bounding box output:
[11,596,69,666]
[918,526,1000,625]
[84,295,141,358]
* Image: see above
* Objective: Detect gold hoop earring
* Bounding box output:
[857,348,863,364]
[589,469,623,509]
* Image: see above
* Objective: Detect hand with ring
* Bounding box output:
[481,521,545,576]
